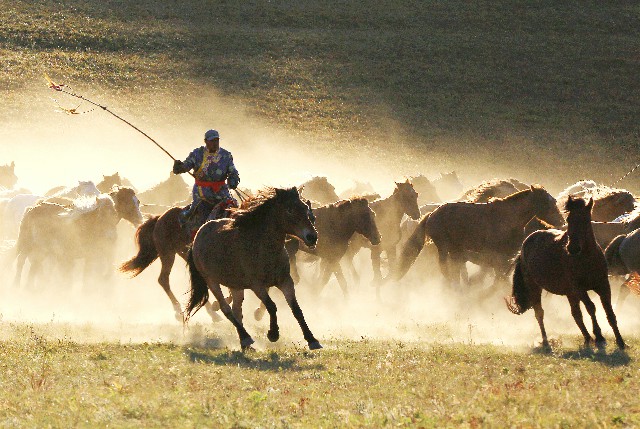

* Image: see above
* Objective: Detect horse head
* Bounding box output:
[76,180,101,197]
[395,180,421,220]
[109,186,143,227]
[97,172,122,193]
[278,187,318,248]
[565,196,593,255]
[300,176,339,205]
[0,161,18,189]
[348,198,381,245]
[409,174,441,203]
[529,185,565,228]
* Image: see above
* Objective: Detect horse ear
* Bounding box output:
[587,197,594,210]
[10,161,14,169]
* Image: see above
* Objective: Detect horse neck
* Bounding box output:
[327,203,361,241]
[371,192,404,221]
[567,216,596,247]
[495,191,542,220]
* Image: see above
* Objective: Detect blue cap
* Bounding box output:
[204,129,220,140]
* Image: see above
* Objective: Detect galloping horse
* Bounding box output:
[0,162,18,190]
[14,186,143,288]
[184,187,322,350]
[344,181,420,293]
[506,196,626,350]
[120,190,314,321]
[286,197,380,298]
[395,185,565,285]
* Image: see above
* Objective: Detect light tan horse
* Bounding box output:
[184,187,321,350]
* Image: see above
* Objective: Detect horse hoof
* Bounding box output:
[241,337,255,349]
[207,309,223,323]
[308,341,323,350]
[267,330,280,342]
[617,340,627,350]
[174,312,184,322]
[254,307,265,321]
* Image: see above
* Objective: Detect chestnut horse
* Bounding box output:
[120,190,314,321]
[506,196,625,350]
[395,185,565,285]
[184,187,322,350]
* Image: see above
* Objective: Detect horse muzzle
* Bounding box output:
[303,231,318,248]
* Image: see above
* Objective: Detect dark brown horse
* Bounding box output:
[344,181,420,294]
[395,185,565,285]
[184,187,321,350]
[120,190,314,321]
[506,196,626,350]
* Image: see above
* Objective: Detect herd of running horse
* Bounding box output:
[0,161,638,350]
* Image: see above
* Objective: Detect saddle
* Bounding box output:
[180,198,237,240]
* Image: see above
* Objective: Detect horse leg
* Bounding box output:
[370,246,383,284]
[252,286,280,342]
[230,289,245,323]
[568,295,594,348]
[277,277,322,349]
[157,252,183,321]
[333,263,350,300]
[596,285,626,349]
[208,282,254,349]
[13,252,27,287]
[532,301,549,349]
[436,246,450,283]
[314,260,334,296]
[580,292,605,347]
[288,251,300,284]
[614,279,630,310]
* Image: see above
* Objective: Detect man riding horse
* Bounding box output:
[172,129,240,237]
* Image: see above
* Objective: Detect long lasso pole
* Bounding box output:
[44,73,195,178]
[611,161,640,187]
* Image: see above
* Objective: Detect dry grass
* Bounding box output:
[0,323,638,428]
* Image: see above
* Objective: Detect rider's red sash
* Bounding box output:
[195,180,226,193]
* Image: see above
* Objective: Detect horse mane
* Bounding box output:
[231,187,297,229]
[63,194,115,219]
[564,195,589,212]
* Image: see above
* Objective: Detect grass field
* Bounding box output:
[1,322,639,428]
[3,1,640,427]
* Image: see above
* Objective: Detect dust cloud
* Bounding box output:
[1,82,638,350]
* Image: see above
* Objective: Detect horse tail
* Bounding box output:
[119,216,159,276]
[184,246,209,322]
[393,212,432,280]
[604,234,627,276]
[505,255,531,314]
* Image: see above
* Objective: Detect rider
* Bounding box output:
[172,129,240,235]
